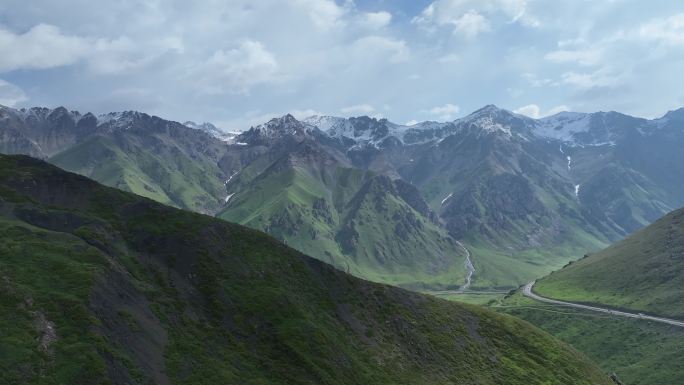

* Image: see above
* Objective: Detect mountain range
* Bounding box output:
[0,153,612,384]
[2,103,684,289]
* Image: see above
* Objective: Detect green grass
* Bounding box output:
[219,155,470,290]
[498,291,684,385]
[535,207,684,319]
[427,291,506,305]
[50,134,226,215]
[465,234,606,289]
[0,154,613,385]
[0,218,114,384]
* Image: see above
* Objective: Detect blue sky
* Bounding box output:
[1,0,683,130]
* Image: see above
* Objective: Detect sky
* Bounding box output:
[1,0,683,130]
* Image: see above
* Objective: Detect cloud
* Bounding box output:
[191,40,278,95]
[426,103,460,120]
[0,79,28,106]
[289,109,324,119]
[1,0,682,126]
[638,14,684,45]
[351,36,410,63]
[360,11,392,29]
[89,36,183,74]
[546,105,570,116]
[560,69,620,89]
[405,119,419,126]
[453,10,491,38]
[292,0,349,29]
[0,23,182,75]
[412,0,536,38]
[514,104,569,118]
[545,48,602,66]
[0,24,89,72]
[514,104,541,118]
[522,73,558,88]
[341,104,375,114]
[438,53,461,63]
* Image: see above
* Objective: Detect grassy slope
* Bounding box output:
[49,134,225,215]
[535,207,684,319]
[219,154,468,290]
[0,154,612,385]
[498,291,684,385]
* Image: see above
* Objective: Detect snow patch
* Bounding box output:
[224,193,235,203]
[225,171,239,185]
[536,112,591,142]
[441,193,453,205]
[574,184,581,198]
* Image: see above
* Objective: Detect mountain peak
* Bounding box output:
[263,113,305,129]
[661,107,684,122]
[237,113,316,145]
[457,105,531,139]
[466,104,516,118]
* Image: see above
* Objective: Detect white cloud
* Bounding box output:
[427,103,460,120]
[546,105,570,116]
[638,14,684,45]
[0,79,28,106]
[360,11,392,29]
[453,10,491,38]
[514,104,569,118]
[545,48,602,66]
[89,36,178,74]
[191,40,278,94]
[438,53,461,63]
[522,73,557,88]
[341,104,375,114]
[561,69,619,89]
[412,0,535,38]
[293,0,349,30]
[1,0,682,125]
[514,104,541,118]
[351,36,410,63]
[0,24,89,72]
[0,23,182,75]
[289,109,324,119]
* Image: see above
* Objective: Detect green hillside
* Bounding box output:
[535,207,684,318]
[50,133,226,215]
[218,143,468,290]
[499,291,684,385]
[0,154,612,385]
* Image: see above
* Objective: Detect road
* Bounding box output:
[523,281,684,328]
[456,241,474,292]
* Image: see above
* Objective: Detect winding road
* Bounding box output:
[523,281,684,328]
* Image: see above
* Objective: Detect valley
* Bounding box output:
[3,2,682,383]
[3,104,683,291]
[2,104,684,383]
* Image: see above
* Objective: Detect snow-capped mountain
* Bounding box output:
[236,114,322,145]
[2,103,684,289]
[183,121,238,142]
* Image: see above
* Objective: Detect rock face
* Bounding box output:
[2,103,684,288]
